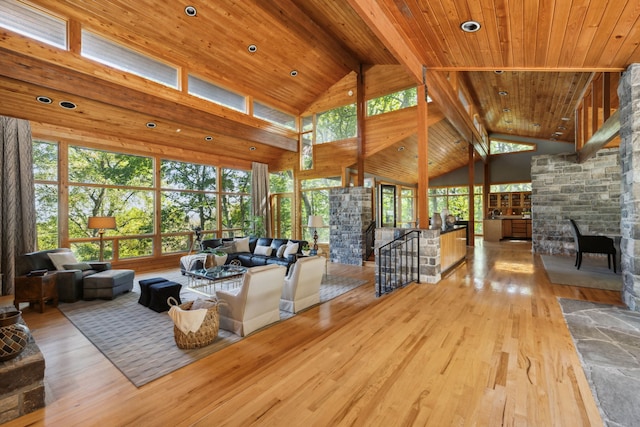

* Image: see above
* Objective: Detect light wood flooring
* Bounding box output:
[3,240,623,426]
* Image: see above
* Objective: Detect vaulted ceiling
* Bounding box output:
[0,0,638,183]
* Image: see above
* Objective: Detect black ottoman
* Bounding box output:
[148,281,182,313]
[138,277,168,307]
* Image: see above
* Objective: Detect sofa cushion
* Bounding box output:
[284,241,299,257]
[254,245,272,256]
[256,237,272,247]
[218,242,237,253]
[248,255,269,266]
[237,253,254,265]
[270,238,288,251]
[248,237,259,253]
[202,238,223,250]
[48,251,79,271]
[234,237,251,253]
[276,244,287,258]
[64,262,93,271]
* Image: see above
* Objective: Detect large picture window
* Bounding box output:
[66,147,154,261]
[301,177,341,243]
[367,87,417,116]
[161,160,217,253]
[33,141,253,262]
[33,141,59,249]
[315,104,357,144]
[220,168,251,237]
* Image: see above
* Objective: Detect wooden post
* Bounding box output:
[417,82,429,227]
[468,143,475,247]
[356,64,365,187]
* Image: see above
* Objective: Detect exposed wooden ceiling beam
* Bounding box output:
[0,48,297,151]
[577,109,620,164]
[346,0,487,161]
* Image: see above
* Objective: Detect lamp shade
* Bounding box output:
[307,215,324,228]
[88,216,116,230]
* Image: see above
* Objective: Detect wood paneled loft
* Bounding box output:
[0,0,636,187]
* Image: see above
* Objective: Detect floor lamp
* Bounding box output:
[88,216,116,261]
[307,215,324,255]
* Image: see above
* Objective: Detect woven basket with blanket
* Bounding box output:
[168,297,221,349]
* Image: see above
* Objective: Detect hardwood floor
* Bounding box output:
[3,240,622,426]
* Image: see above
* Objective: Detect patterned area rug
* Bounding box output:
[541,254,622,291]
[58,274,367,387]
[559,298,640,427]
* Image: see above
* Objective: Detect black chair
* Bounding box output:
[569,219,616,273]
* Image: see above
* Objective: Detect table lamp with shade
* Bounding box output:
[307,215,324,255]
[88,216,116,261]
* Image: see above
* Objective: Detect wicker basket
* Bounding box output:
[169,298,220,349]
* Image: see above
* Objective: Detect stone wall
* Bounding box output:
[619,64,640,310]
[530,148,621,255]
[329,187,372,266]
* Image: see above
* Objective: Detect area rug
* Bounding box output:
[559,298,640,427]
[541,254,622,291]
[58,274,367,387]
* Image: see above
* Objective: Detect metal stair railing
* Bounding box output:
[376,230,420,297]
[364,221,376,262]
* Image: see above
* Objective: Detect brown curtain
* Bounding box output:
[0,116,36,295]
[251,162,271,237]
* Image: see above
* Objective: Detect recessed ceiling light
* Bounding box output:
[503,108,511,112]
[146,122,157,128]
[59,101,77,109]
[290,70,298,77]
[498,91,508,96]
[533,123,541,127]
[184,6,197,17]
[176,128,181,133]
[504,120,512,124]
[397,146,405,151]
[561,117,571,121]
[348,90,354,96]
[249,146,256,151]
[36,96,52,104]
[460,20,481,33]
[558,126,567,130]
[204,136,213,141]
[248,44,257,53]
[494,70,504,74]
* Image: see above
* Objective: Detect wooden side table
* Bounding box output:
[14,273,58,313]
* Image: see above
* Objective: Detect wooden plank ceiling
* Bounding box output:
[0,0,638,183]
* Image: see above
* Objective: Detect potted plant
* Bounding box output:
[301,243,311,256]
[203,248,228,266]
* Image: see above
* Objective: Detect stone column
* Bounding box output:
[619,64,640,310]
[329,187,372,266]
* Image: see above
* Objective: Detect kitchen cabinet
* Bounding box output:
[488,191,532,215]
